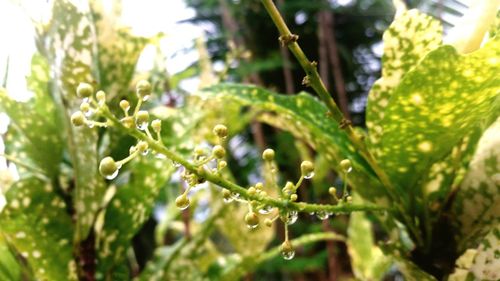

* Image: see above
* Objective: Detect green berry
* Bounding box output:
[136,80,151,99]
[76,83,93,98]
[212,145,226,159]
[213,124,228,138]
[71,111,86,127]
[262,148,275,161]
[99,157,118,178]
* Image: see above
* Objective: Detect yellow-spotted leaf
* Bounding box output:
[199,84,389,205]
[469,224,500,280]
[0,177,76,280]
[40,0,106,241]
[0,55,63,179]
[452,117,500,251]
[0,237,21,281]
[366,9,442,145]
[370,36,500,195]
[97,157,175,280]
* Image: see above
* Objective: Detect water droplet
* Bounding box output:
[175,195,190,210]
[309,211,315,216]
[282,249,295,260]
[142,149,150,156]
[172,161,181,168]
[84,109,94,117]
[258,205,273,215]
[246,223,258,229]
[304,172,315,179]
[142,95,150,102]
[105,169,119,180]
[137,121,148,131]
[87,122,95,128]
[316,211,329,220]
[345,167,352,173]
[82,97,90,103]
[285,211,298,225]
[230,192,240,200]
[223,197,234,203]
[155,153,166,159]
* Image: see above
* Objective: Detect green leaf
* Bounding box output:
[89,0,149,99]
[347,201,391,280]
[97,157,175,279]
[199,84,389,205]
[366,9,442,146]
[369,36,500,194]
[0,55,63,178]
[41,0,106,241]
[0,178,76,280]
[0,237,21,281]
[452,117,500,250]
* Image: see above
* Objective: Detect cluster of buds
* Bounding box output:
[70,83,110,128]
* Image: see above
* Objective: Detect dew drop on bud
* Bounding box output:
[282,249,295,260]
[315,211,329,220]
[141,149,150,156]
[286,210,298,225]
[258,205,273,215]
[155,153,166,159]
[175,195,190,210]
[105,169,119,180]
[304,171,315,179]
[137,122,148,131]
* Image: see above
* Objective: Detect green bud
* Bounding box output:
[76,82,93,98]
[213,124,228,138]
[248,186,256,195]
[300,161,314,177]
[218,160,227,170]
[96,90,106,104]
[222,189,231,200]
[255,182,264,190]
[121,116,135,129]
[80,102,91,113]
[340,159,352,173]
[264,218,273,227]
[212,145,226,159]
[175,194,190,210]
[119,100,130,112]
[290,194,298,201]
[244,212,259,229]
[99,157,119,179]
[136,141,148,153]
[71,111,86,127]
[328,187,337,197]
[262,148,275,161]
[151,119,161,133]
[136,110,149,127]
[136,80,152,100]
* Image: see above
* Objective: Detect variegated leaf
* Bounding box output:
[366,9,442,145]
[0,177,76,280]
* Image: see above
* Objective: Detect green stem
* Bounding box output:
[259,0,423,247]
[101,107,388,215]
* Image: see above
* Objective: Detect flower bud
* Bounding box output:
[328,187,337,197]
[99,157,118,178]
[218,160,227,170]
[290,194,298,201]
[255,182,264,190]
[136,141,148,153]
[340,159,352,173]
[244,212,259,228]
[212,145,226,159]
[71,111,86,127]
[151,119,161,133]
[119,100,130,112]
[213,124,228,138]
[136,80,151,99]
[80,102,91,113]
[300,161,314,176]
[96,90,106,104]
[264,218,273,227]
[76,83,93,98]
[175,194,190,210]
[135,110,149,124]
[248,186,256,195]
[262,148,275,161]
[121,116,135,129]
